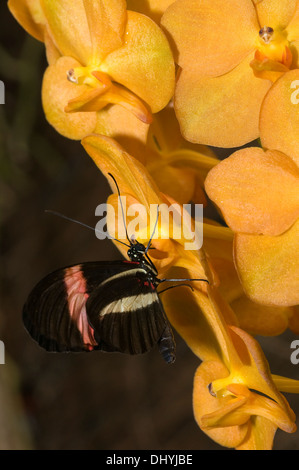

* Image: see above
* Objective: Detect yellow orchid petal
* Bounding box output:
[83,0,126,60]
[208,285,239,327]
[231,295,292,336]
[174,54,271,147]
[287,4,299,42]
[40,0,92,64]
[207,257,242,303]
[147,106,218,160]
[290,39,299,68]
[147,106,186,154]
[149,165,200,205]
[204,234,294,336]
[105,192,149,246]
[147,146,219,198]
[101,84,152,124]
[234,220,299,307]
[193,361,249,448]
[256,0,298,31]
[94,104,149,159]
[236,417,277,450]
[103,192,176,267]
[227,384,296,433]
[144,107,219,204]
[161,0,258,77]
[81,134,160,211]
[250,50,291,82]
[234,329,292,405]
[202,223,234,243]
[160,149,219,174]
[200,395,249,429]
[213,326,295,415]
[44,29,61,65]
[101,11,175,114]
[162,287,229,364]
[205,147,299,236]
[66,81,152,124]
[65,86,109,113]
[126,0,175,23]
[202,228,238,306]
[260,69,299,166]
[273,375,299,394]
[8,0,46,42]
[190,286,240,364]
[209,383,296,434]
[203,231,234,260]
[42,56,97,139]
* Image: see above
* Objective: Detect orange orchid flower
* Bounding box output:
[260,69,299,166]
[126,0,175,24]
[193,351,298,450]
[203,227,297,336]
[204,68,299,307]
[8,0,175,140]
[130,106,220,205]
[161,0,299,147]
[205,148,299,307]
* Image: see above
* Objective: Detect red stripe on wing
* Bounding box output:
[64,266,98,350]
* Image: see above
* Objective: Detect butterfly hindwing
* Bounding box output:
[86,268,173,358]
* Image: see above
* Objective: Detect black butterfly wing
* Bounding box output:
[22,261,141,352]
[86,269,176,363]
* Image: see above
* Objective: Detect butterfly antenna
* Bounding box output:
[45,210,130,248]
[158,283,194,295]
[159,277,209,284]
[145,204,159,254]
[108,173,131,245]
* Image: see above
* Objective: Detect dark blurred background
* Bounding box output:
[0,3,298,450]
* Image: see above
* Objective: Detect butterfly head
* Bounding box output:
[127,239,147,263]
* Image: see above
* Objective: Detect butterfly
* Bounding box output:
[23,175,208,363]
